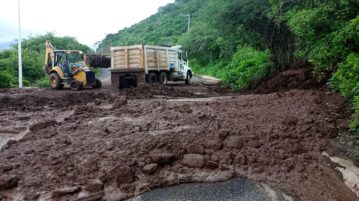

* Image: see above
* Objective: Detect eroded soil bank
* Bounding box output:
[0,71,357,201]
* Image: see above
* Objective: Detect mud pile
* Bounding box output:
[244,66,323,94]
[0,81,357,201]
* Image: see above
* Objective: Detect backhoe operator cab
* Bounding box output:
[43,41,102,90]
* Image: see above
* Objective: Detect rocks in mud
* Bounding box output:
[224,136,243,150]
[84,179,104,192]
[120,183,135,193]
[51,186,80,197]
[205,160,219,169]
[113,96,128,108]
[75,191,104,201]
[74,106,101,116]
[143,163,158,175]
[186,144,205,154]
[148,150,177,166]
[182,154,205,168]
[0,165,13,173]
[204,138,223,150]
[234,155,247,165]
[30,120,57,132]
[117,166,134,184]
[94,99,102,106]
[178,104,192,113]
[0,175,19,190]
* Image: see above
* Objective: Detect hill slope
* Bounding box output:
[98,0,206,52]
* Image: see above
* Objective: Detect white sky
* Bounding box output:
[0,0,174,47]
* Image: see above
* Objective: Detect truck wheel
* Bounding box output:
[49,73,62,89]
[93,79,102,89]
[185,72,192,85]
[70,80,82,91]
[147,73,158,84]
[159,72,167,85]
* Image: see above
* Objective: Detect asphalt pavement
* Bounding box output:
[129,178,292,201]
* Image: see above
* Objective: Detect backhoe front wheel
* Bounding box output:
[49,73,63,89]
[70,80,82,91]
[93,79,102,89]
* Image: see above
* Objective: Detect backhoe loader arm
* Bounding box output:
[44,41,55,75]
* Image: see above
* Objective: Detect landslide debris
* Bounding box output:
[0,72,357,201]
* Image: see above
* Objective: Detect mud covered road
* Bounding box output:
[0,70,358,201]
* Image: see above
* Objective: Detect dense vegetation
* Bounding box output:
[99,0,358,142]
[0,33,92,88]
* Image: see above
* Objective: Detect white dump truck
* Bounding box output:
[110,45,193,89]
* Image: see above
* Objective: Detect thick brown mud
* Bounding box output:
[0,71,357,201]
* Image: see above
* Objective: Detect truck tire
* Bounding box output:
[185,71,192,85]
[147,73,158,84]
[93,79,102,89]
[159,72,168,85]
[70,80,82,91]
[49,72,62,90]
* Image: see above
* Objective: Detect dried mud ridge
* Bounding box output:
[0,70,357,201]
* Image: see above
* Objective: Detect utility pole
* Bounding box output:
[181,14,191,65]
[187,14,190,65]
[187,14,191,35]
[17,0,23,88]
[188,14,191,35]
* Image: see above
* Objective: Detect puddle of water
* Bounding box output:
[323,152,359,197]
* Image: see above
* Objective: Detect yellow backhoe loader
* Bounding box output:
[43,41,102,90]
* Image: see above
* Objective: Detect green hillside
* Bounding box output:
[98,0,206,51]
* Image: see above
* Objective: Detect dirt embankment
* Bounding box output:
[243,66,324,94]
[0,69,357,201]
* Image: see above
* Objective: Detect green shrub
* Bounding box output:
[223,47,272,90]
[287,3,359,78]
[331,54,359,153]
[331,53,359,98]
[0,70,15,88]
[191,47,272,90]
[34,77,50,88]
[191,60,227,79]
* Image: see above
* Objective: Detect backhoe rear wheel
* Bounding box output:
[70,80,82,91]
[49,73,62,90]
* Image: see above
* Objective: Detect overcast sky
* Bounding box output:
[0,0,174,47]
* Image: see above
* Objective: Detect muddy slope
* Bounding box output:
[0,74,357,201]
[244,66,323,94]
